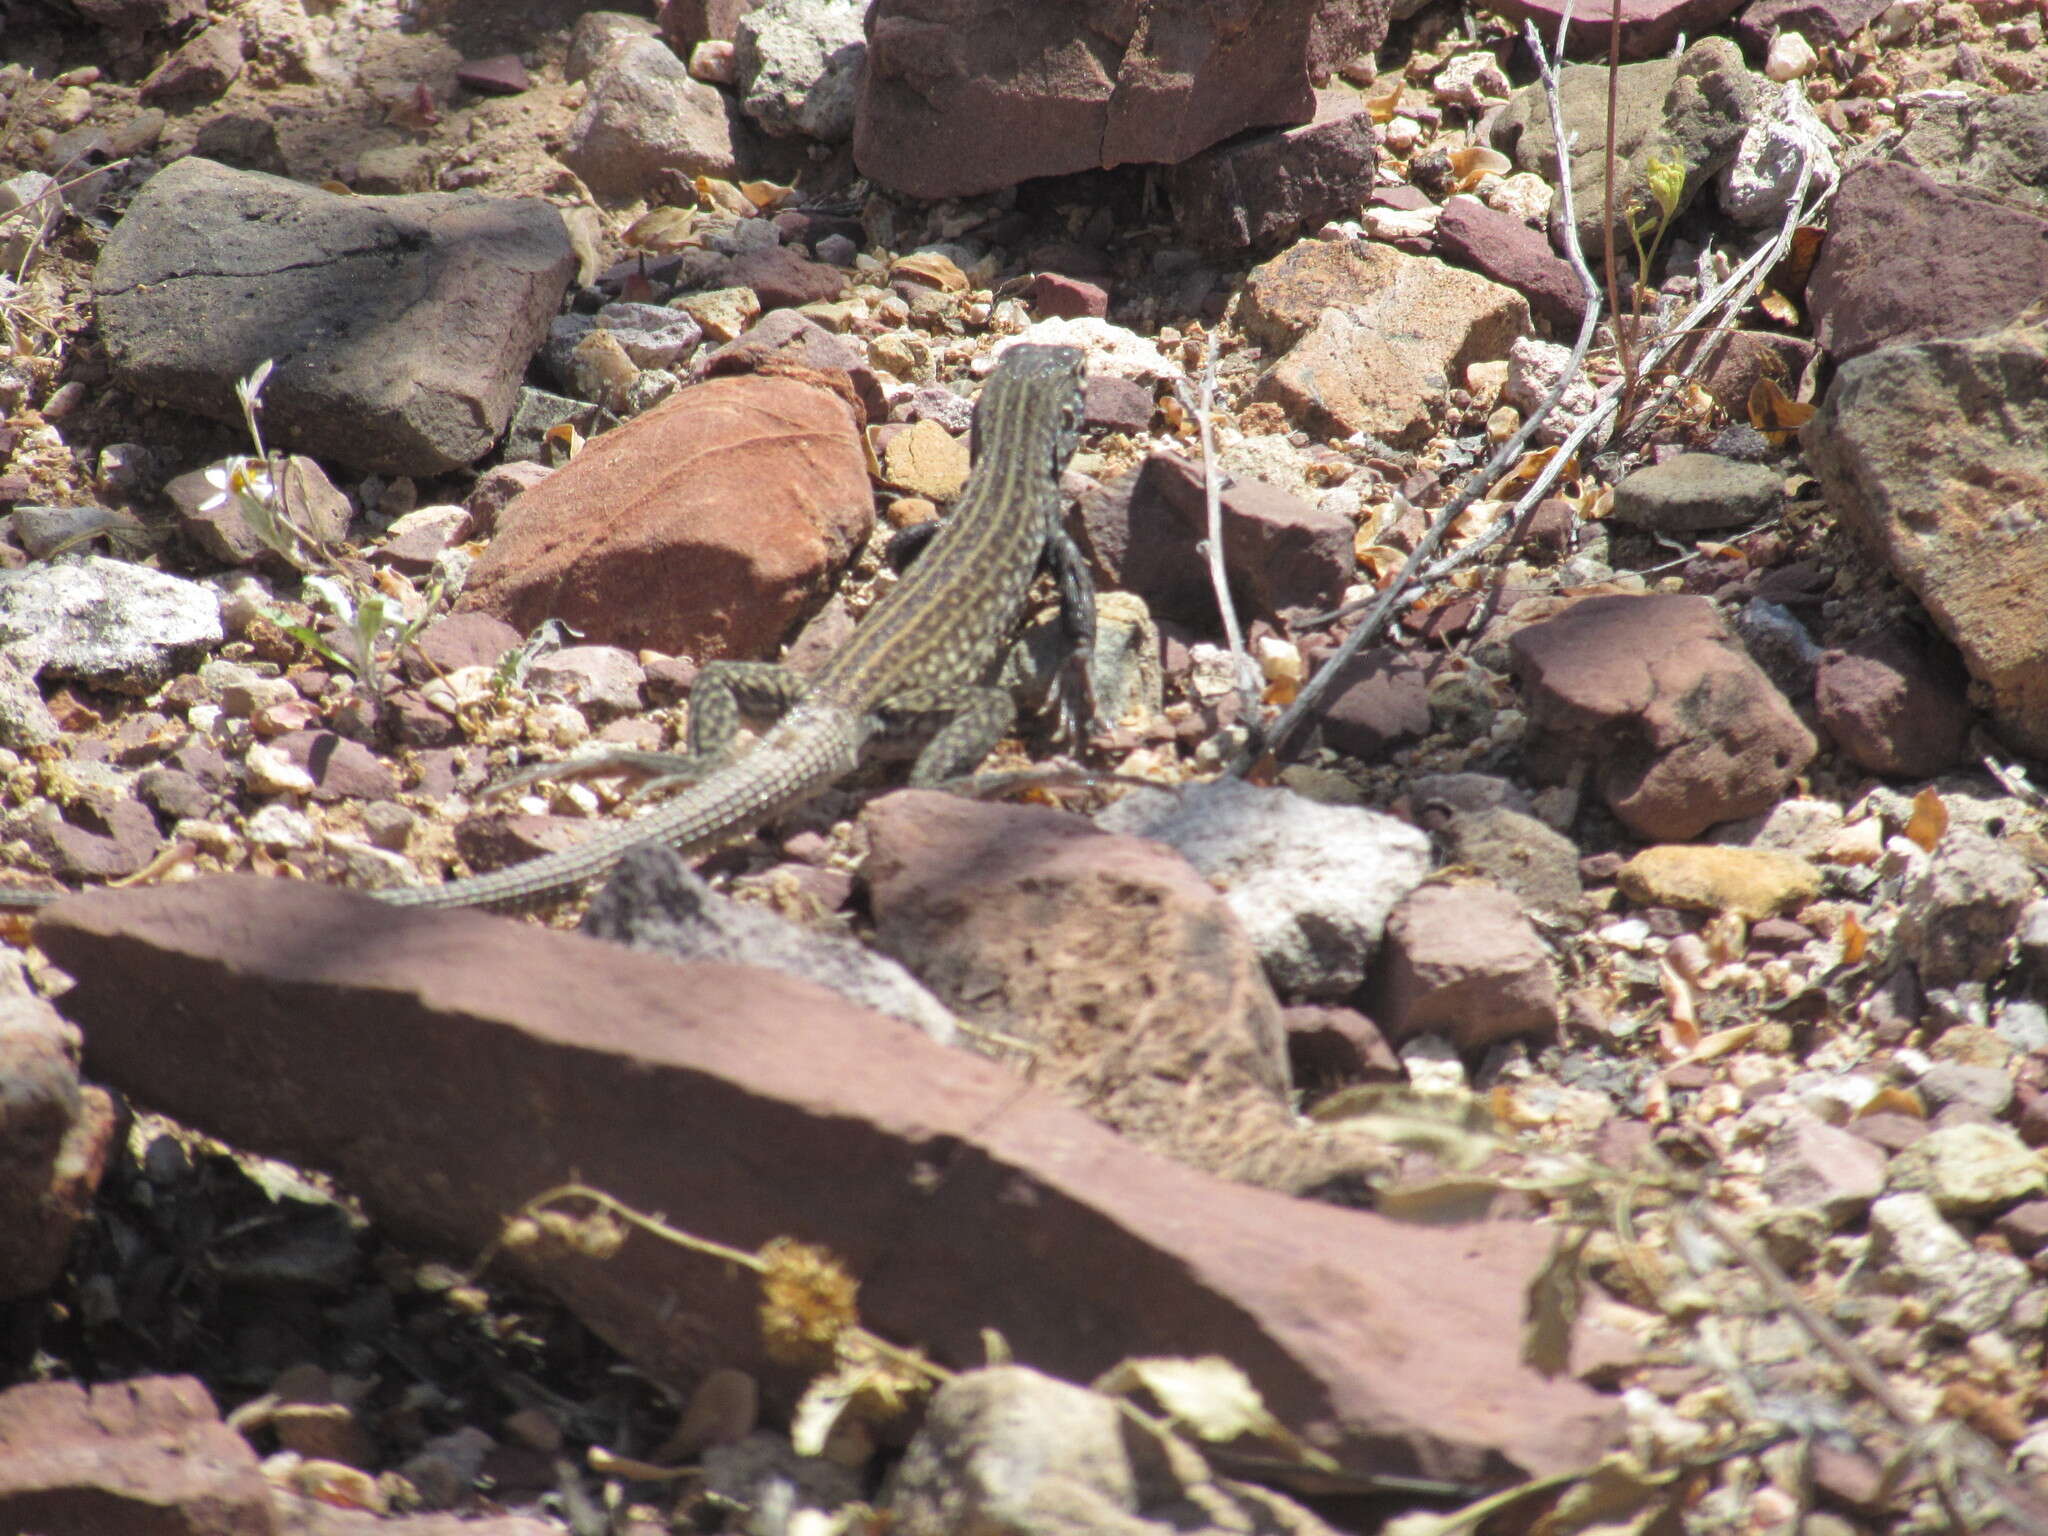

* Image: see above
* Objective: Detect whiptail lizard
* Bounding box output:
[1,343,1096,912]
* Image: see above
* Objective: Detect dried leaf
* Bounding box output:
[1768,224,1826,302]
[1904,786,1948,851]
[1757,286,1801,327]
[1688,1022,1761,1061]
[890,250,968,292]
[790,1365,867,1458]
[1522,1229,1588,1378]
[1838,908,1869,964]
[1702,911,1747,965]
[1748,375,1814,444]
[980,1328,1011,1365]
[738,178,795,210]
[1657,956,1698,1054]
[1858,1085,1926,1119]
[1095,1356,1273,1444]
[543,421,582,464]
[1356,543,1410,583]
[1450,143,1511,192]
[692,175,755,216]
[1377,1176,1509,1225]
[623,205,698,250]
[1365,73,1406,122]
[1533,1453,1687,1536]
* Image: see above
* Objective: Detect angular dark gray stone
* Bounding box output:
[95,158,575,476]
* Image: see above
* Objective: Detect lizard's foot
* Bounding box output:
[483,748,719,804]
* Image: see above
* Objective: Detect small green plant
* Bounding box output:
[203,359,449,722]
[1626,149,1688,299]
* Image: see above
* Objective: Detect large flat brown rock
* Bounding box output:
[36,878,1616,1487]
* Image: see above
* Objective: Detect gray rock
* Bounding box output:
[1865,1191,2030,1335]
[561,35,744,198]
[888,1365,1342,1536]
[734,0,866,142]
[1891,91,2048,215]
[1611,453,1783,533]
[582,846,960,1044]
[1916,1063,2014,1118]
[595,301,703,369]
[1995,996,2048,1056]
[1493,38,1762,263]
[1887,1122,2046,1214]
[0,172,60,274]
[0,556,222,695]
[95,158,575,477]
[1718,80,1839,228]
[0,653,60,750]
[1762,1111,1887,1225]
[1094,778,1431,999]
[1897,829,2038,989]
[523,645,647,720]
[1803,320,2048,756]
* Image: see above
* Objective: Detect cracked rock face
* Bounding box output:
[92,156,576,476]
[852,0,1390,199]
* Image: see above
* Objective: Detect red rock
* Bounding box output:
[1434,194,1587,334]
[1692,330,1819,420]
[1814,629,1975,779]
[1166,92,1378,250]
[1737,0,1894,47]
[1081,373,1152,433]
[1994,1198,2048,1257]
[1312,646,1432,759]
[862,791,1294,1178]
[1025,272,1110,320]
[1285,1004,1402,1086]
[459,374,871,659]
[138,19,244,103]
[726,244,847,309]
[403,612,523,680]
[35,878,1616,1485]
[164,453,354,569]
[465,467,553,541]
[701,309,887,425]
[1079,451,1352,628]
[1373,880,1560,1048]
[855,0,1389,199]
[1250,247,1529,445]
[561,35,741,199]
[1508,594,1818,841]
[1761,1111,1888,1225]
[1808,162,2048,364]
[1803,321,2048,759]
[36,797,164,882]
[456,53,530,94]
[658,0,758,48]
[0,1376,275,1535]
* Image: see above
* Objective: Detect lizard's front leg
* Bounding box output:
[491,660,810,802]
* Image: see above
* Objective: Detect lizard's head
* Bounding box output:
[982,343,1087,476]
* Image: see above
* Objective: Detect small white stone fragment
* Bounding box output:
[245,742,316,796]
[244,802,316,851]
[1765,30,1817,79]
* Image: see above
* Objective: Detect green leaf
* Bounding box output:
[1644,151,1686,222]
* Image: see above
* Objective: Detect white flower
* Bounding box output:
[199,456,274,513]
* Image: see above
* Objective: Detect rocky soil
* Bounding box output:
[1,0,2047,1533]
